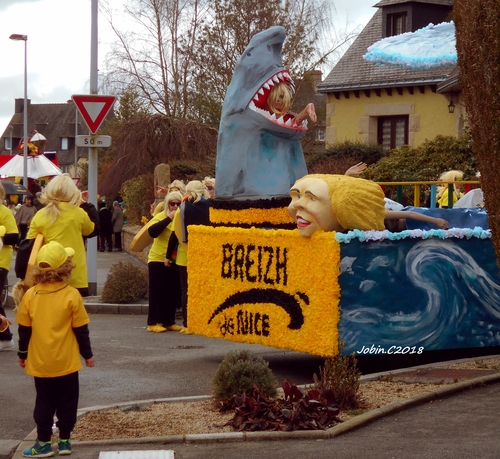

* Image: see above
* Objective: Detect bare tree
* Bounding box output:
[100,0,208,118]
[100,0,357,126]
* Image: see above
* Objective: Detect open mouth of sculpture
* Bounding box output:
[248,71,307,130]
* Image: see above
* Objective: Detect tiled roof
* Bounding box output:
[318,8,456,92]
[1,101,81,150]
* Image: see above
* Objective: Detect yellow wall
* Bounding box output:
[325,88,464,147]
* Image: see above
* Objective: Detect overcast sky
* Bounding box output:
[0,0,377,137]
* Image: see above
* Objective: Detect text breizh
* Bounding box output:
[220,243,288,286]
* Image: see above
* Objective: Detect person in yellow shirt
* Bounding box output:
[16,241,94,457]
[146,191,183,332]
[0,182,20,351]
[436,170,464,208]
[166,181,210,335]
[20,175,98,296]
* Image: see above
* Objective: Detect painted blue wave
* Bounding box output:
[338,237,500,354]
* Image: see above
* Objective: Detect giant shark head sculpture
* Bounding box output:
[215,26,309,199]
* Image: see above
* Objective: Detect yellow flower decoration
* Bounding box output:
[210,207,294,226]
[187,226,341,357]
[141,216,149,226]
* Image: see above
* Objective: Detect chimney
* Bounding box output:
[311,70,323,92]
[15,98,31,114]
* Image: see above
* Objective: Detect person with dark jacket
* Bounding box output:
[111,201,124,251]
[98,202,113,252]
[15,196,37,247]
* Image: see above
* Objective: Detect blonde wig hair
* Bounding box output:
[12,279,30,311]
[437,170,464,198]
[295,174,386,231]
[267,82,292,118]
[168,180,186,195]
[0,182,5,202]
[40,174,82,224]
[185,180,209,203]
[203,176,215,187]
[164,191,183,212]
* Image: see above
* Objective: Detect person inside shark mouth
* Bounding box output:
[249,75,317,129]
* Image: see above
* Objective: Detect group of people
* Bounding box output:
[146,176,213,335]
[98,200,124,252]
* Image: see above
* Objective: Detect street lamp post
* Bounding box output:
[9,34,28,190]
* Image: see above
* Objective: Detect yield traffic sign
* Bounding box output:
[72,94,116,134]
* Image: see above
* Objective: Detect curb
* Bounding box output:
[83,302,148,315]
[12,372,500,457]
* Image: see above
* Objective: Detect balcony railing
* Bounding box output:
[376,181,481,208]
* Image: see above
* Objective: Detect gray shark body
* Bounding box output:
[215,26,308,199]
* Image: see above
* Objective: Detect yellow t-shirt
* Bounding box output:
[27,203,95,289]
[147,212,174,263]
[0,205,18,270]
[16,282,90,377]
[437,189,461,208]
[172,208,187,267]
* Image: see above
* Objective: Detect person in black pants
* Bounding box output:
[98,201,113,252]
[111,201,124,251]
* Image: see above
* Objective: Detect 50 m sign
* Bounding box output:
[75,135,112,148]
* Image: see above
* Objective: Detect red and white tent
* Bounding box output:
[0,154,62,179]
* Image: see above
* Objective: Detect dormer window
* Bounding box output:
[379,0,453,39]
[389,12,407,35]
[61,137,69,150]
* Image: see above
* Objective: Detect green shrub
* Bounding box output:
[101,262,148,304]
[212,350,278,409]
[120,174,154,225]
[307,140,384,174]
[312,345,362,410]
[362,133,477,205]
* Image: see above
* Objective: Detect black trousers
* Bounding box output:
[113,232,122,250]
[147,262,181,326]
[18,223,28,246]
[98,234,113,252]
[178,265,188,328]
[0,267,12,341]
[34,372,79,441]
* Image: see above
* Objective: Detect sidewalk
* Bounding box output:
[6,249,144,308]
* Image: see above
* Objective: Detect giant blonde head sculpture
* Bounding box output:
[289,174,386,237]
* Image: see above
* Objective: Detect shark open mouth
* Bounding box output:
[248,71,308,130]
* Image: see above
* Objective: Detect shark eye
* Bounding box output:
[246,52,252,57]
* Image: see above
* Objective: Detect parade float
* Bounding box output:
[186,26,500,360]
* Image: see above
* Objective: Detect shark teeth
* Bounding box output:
[252,70,295,104]
[248,101,305,130]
